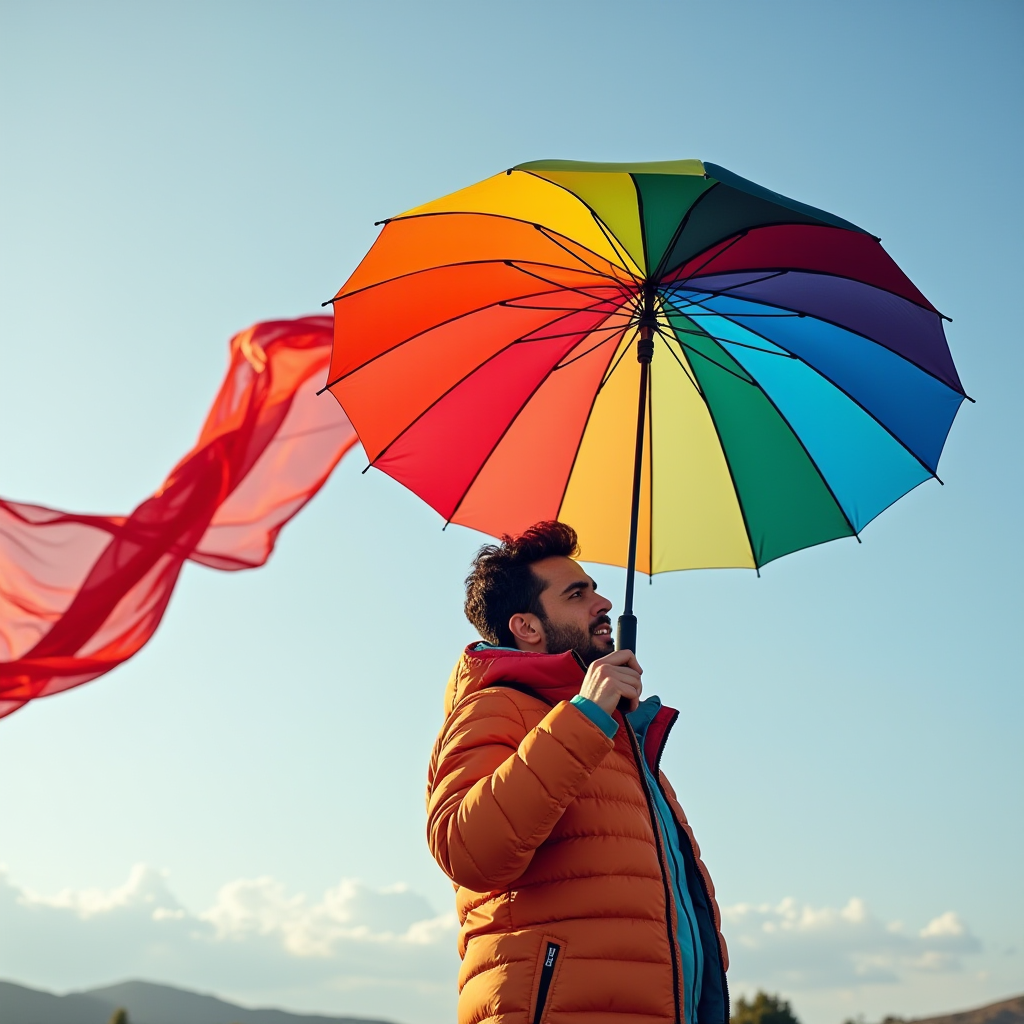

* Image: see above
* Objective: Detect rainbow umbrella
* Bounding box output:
[323,160,967,651]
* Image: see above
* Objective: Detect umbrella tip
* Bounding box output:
[374,218,391,226]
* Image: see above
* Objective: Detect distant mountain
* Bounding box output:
[5,980,1018,1024]
[908,996,1024,1024]
[0,979,396,1024]
[0,981,116,1024]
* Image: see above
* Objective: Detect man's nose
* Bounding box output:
[593,591,613,616]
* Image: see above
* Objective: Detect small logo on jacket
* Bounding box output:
[544,943,558,967]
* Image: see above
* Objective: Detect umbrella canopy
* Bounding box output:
[325,159,966,645]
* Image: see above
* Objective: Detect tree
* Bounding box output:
[732,991,800,1024]
[108,1009,130,1024]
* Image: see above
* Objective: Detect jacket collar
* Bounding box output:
[444,643,585,715]
[444,643,678,774]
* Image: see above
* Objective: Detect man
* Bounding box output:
[427,521,729,1024]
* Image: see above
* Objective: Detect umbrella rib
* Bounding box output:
[658,301,758,386]
[652,182,857,284]
[506,289,632,317]
[661,296,798,360]
[684,311,798,317]
[662,230,751,290]
[589,212,641,280]
[631,173,650,280]
[528,321,630,346]
[502,299,626,313]
[651,182,723,282]
[443,316,626,529]
[504,262,633,304]
[533,224,633,282]
[669,325,798,358]
[694,307,947,480]
[664,325,768,571]
[361,302,621,470]
[553,323,632,371]
[595,289,645,391]
[329,255,623,306]
[517,171,643,279]
[677,341,756,386]
[378,208,637,276]
[682,263,945,316]
[732,358,861,541]
[682,378,761,572]
[319,287,616,393]
[664,223,946,314]
[598,327,641,393]
[661,293,793,361]
[671,284,966,398]
[554,325,633,526]
[684,317,885,539]
[667,294,948,476]
[662,271,788,307]
[657,331,706,400]
[510,296,632,331]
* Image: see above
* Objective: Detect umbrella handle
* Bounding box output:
[615,613,639,716]
[616,613,637,654]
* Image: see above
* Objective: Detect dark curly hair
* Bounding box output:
[464,521,579,647]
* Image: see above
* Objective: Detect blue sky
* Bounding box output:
[1,2,1021,1022]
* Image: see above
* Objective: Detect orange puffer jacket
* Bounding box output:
[427,645,729,1024]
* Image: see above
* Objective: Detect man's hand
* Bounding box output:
[579,649,643,715]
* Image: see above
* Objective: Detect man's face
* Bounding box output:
[529,556,614,666]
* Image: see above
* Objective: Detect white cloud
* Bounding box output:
[0,868,999,1024]
[200,876,452,958]
[919,911,969,939]
[21,864,184,920]
[0,865,459,1024]
[722,896,982,990]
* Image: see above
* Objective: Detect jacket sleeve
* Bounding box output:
[427,689,614,892]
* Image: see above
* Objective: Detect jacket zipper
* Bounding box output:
[626,720,682,1024]
[532,941,560,1024]
[651,714,731,1024]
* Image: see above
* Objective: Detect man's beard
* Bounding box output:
[541,617,610,666]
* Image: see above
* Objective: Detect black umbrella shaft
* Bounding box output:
[622,357,650,615]
[616,313,655,656]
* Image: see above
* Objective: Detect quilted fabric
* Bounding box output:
[427,645,728,1024]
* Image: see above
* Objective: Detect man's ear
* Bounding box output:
[508,612,546,651]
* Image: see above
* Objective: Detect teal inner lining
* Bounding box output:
[628,697,703,1024]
